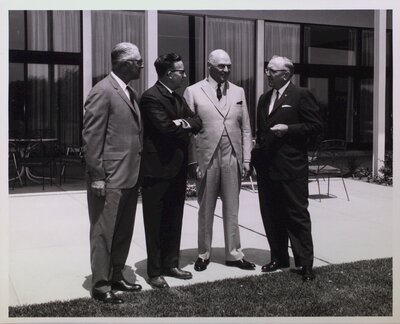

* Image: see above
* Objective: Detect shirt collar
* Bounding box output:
[111,71,129,90]
[159,80,174,94]
[207,76,225,90]
[276,81,290,96]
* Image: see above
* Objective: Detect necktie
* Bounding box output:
[172,91,183,116]
[216,83,222,101]
[127,87,137,107]
[127,87,139,122]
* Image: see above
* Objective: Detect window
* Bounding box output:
[9,11,82,146]
[207,17,256,131]
[304,25,357,66]
[158,13,205,93]
[91,11,145,95]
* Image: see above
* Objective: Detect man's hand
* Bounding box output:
[242,162,251,179]
[270,124,288,137]
[91,180,106,197]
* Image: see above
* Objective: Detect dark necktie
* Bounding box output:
[172,91,183,116]
[216,83,222,101]
[127,87,137,106]
[127,87,139,121]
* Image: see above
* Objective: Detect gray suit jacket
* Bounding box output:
[184,78,252,174]
[82,74,143,189]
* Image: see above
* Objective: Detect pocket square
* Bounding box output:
[236,101,243,105]
[282,105,292,108]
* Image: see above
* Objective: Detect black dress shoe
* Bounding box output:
[194,258,210,272]
[92,290,124,304]
[261,260,289,272]
[112,279,142,292]
[302,266,315,281]
[162,267,193,279]
[225,259,256,270]
[147,276,169,289]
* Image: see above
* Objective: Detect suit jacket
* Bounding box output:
[183,79,252,175]
[82,74,143,189]
[251,82,323,181]
[139,81,202,179]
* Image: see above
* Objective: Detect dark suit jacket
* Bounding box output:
[139,81,202,179]
[82,74,143,189]
[251,82,323,180]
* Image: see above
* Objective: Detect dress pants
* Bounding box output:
[197,135,244,261]
[141,168,187,278]
[87,182,139,293]
[256,170,314,267]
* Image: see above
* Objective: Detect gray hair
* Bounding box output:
[271,55,294,76]
[111,42,139,67]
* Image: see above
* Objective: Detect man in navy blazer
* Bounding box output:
[251,55,323,281]
[83,42,143,304]
[139,53,202,289]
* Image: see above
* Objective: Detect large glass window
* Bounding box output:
[207,17,256,131]
[158,13,204,93]
[9,11,82,146]
[264,22,300,63]
[91,11,145,95]
[304,25,357,66]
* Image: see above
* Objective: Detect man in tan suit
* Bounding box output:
[83,42,143,304]
[183,49,255,272]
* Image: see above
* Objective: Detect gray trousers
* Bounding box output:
[196,135,244,261]
[87,183,139,293]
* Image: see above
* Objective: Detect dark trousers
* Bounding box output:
[87,182,139,293]
[256,170,314,267]
[141,169,187,278]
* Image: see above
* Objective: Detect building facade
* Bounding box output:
[8,10,393,157]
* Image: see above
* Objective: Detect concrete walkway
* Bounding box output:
[9,178,393,306]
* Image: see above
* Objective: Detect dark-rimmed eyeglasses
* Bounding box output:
[265,68,287,74]
[169,69,186,75]
[127,59,144,67]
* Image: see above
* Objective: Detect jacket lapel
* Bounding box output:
[108,74,141,122]
[200,79,226,118]
[155,82,180,118]
[268,82,293,117]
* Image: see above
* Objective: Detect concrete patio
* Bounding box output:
[8,178,393,306]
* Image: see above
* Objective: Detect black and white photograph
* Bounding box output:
[0,0,399,323]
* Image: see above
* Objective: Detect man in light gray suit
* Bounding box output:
[83,42,143,304]
[184,49,255,272]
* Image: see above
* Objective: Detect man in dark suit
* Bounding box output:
[83,42,143,304]
[139,53,202,289]
[251,55,323,281]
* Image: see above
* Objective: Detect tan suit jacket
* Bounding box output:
[183,78,252,174]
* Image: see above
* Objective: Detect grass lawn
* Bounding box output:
[9,258,392,317]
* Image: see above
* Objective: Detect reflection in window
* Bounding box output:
[9,63,25,138]
[91,11,145,95]
[158,13,204,93]
[264,22,300,63]
[55,65,81,145]
[361,29,374,66]
[207,17,255,131]
[359,79,373,143]
[304,25,357,66]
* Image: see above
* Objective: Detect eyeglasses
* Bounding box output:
[210,64,232,70]
[169,69,186,75]
[127,59,144,67]
[265,68,288,75]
